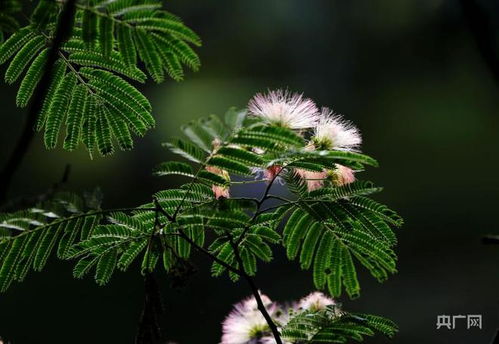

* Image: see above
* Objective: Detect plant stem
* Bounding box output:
[153,201,243,275]
[234,169,282,246]
[229,239,283,344]
[158,153,289,343]
[155,198,283,343]
[0,0,78,204]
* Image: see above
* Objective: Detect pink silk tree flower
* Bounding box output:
[221,294,277,344]
[297,292,336,312]
[295,168,328,192]
[264,165,283,182]
[331,164,355,186]
[212,185,230,199]
[312,108,362,151]
[206,165,230,199]
[248,90,319,129]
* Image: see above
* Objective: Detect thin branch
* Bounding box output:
[229,238,283,344]
[154,198,174,222]
[1,207,156,241]
[0,0,78,204]
[174,228,243,275]
[230,179,267,185]
[152,201,243,275]
[155,148,290,344]
[155,197,281,342]
[234,167,283,246]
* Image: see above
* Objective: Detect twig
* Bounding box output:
[0,0,78,204]
[229,238,283,344]
[155,196,282,342]
[155,155,288,343]
[234,168,282,246]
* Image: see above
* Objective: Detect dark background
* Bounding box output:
[1,0,498,343]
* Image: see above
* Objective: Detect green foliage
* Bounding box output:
[159,110,402,299]
[0,0,403,339]
[0,191,103,291]
[78,0,201,82]
[281,180,402,299]
[0,109,402,302]
[0,0,200,156]
[0,106,402,342]
[282,306,398,343]
[208,211,280,280]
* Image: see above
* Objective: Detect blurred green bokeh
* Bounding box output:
[1,1,498,343]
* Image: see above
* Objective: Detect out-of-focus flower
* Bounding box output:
[294,169,328,192]
[248,90,319,129]
[273,302,297,328]
[312,108,361,151]
[206,165,230,199]
[298,292,336,312]
[221,293,276,344]
[330,164,355,186]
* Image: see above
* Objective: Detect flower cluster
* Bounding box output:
[205,89,363,198]
[220,291,340,344]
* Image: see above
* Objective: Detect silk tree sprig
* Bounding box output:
[0,89,402,344]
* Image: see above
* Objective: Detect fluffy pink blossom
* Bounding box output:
[312,108,362,151]
[294,169,328,192]
[264,165,283,182]
[221,294,276,344]
[212,185,230,199]
[248,90,319,129]
[297,292,336,312]
[332,164,355,186]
